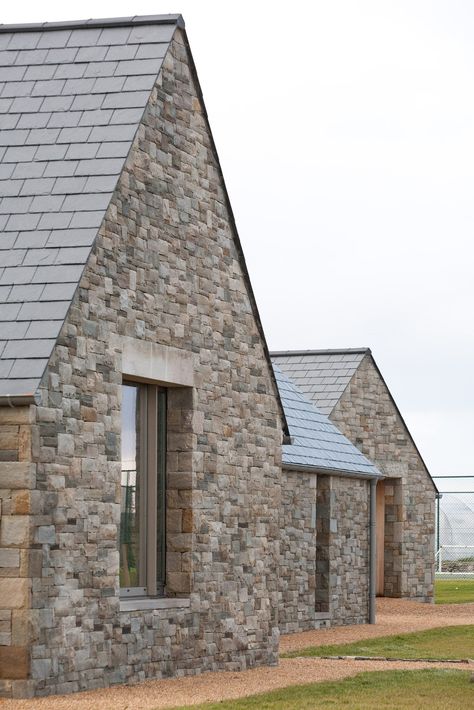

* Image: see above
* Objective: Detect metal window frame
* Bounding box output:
[120,381,167,598]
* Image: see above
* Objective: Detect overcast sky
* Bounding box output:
[5,1,474,487]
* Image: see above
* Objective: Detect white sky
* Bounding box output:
[5,1,474,488]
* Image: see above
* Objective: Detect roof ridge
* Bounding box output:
[271,348,371,357]
[0,14,184,34]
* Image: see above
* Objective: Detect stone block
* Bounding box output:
[0,463,35,490]
[0,517,30,547]
[0,408,31,426]
[0,646,30,680]
[166,572,191,594]
[0,550,20,568]
[0,428,18,451]
[0,579,29,610]
[57,433,74,456]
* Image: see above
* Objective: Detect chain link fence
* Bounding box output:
[434,477,474,579]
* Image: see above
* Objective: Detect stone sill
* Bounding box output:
[120,597,190,612]
[314,612,331,621]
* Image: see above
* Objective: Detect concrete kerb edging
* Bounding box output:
[309,655,474,664]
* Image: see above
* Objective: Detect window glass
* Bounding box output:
[120,383,142,588]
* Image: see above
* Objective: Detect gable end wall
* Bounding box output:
[3,29,282,698]
[330,354,435,601]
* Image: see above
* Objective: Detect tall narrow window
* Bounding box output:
[120,382,167,597]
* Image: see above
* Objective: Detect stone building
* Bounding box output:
[275,366,381,635]
[272,348,437,603]
[0,12,431,701]
[0,14,287,698]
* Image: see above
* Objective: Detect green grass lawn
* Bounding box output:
[283,625,474,660]
[171,670,472,709]
[436,579,474,604]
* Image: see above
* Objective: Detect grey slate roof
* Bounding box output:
[0,15,182,399]
[274,364,380,477]
[271,348,369,415]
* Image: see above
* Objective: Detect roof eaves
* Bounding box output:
[0,14,184,33]
[283,462,383,479]
[271,347,371,357]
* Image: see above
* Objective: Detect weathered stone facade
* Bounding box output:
[278,470,370,634]
[0,30,283,698]
[330,354,435,601]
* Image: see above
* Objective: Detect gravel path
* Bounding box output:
[281,597,474,653]
[1,599,472,710]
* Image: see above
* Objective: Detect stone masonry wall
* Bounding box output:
[278,471,370,634]
[330,355,435,601]
[0,405,37,698]
[330,476,370,626]
[5,29,282,698]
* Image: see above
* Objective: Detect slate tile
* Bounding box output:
[0,265,36,285]
[70,93,105,111]
[122,75,156,91]
[75,45,108,62]
[91,76,125,94]
[1,64,27,82]
[97,27,131,45]
[0,50,18,66]
[40,95,73,112]
[17,112,51,129]
[84,175,118,193]
[41,282,77,300]
[23,248,59,266]
[0,181,23,197]
[37,30,71,50]
[43,160,78,177]
[7,32,41,51]
[110,107,144,124]
[3,145,36,162]
[34,144,67,161]
[45,47,78,64]
[58,126,92,143]
[116,58,163,76]
[135,43,168,60]
[47,110,82,128]
[0,233,17,250]
[0,249,25,267]
[12,161,46,179]
[88,124,136,142]
[65,143,99,160]
[84,61,118,78]
[0,195,32,214]
[67,28,102,47]
[3,338,55,359]
[25,320,61,339]
[0,98,13,113]
[0,378,41,395]
[105,45,137,61]
[0,321,28,339]
[24,64,57,81]
[8,358,48,378]
[10,96,42,113]
[46,228,97,247]
[37,212,72,230]
[0,113,19,132]
[56,247,91,264]
[6,213,40,231]
[79,109,113,126]
[51,176,87,194]
[26,127,60,145]
[102,90,149,109]
[75,157,123,175]
[0,303,21,321]
[30,195,64,213]
[63,77,95,95]
[96,141,130,158]
[128,24,174,44]
[0,128,29,146]
[31,78,65,97]
[69,211,104,228]
[0,359,13,378]
[62,193,110,211]
[54,62,86,80]
[14,230,50,249]
[31,264,83,284]
[7,283,44,302]
[14,48,48,65]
